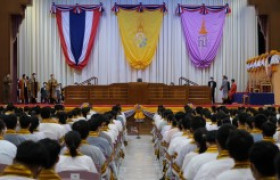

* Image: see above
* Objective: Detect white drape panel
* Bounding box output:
[18,0,258,102]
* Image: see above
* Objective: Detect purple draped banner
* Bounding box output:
[178,4,231,68]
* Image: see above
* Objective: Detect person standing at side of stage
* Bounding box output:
[208,77,217,104]
[30,73,40,104]
[220,75,230,104]
[48,74,58,104]
[2,74,12,104]
[18,74,29,104]
[229,79,237,104]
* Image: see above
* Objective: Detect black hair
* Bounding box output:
[41,107,51,119]
[206,130,217,143]
[190,116,206,131]
[19,115,32,129]
[163,109,173,119]
[181,115,191,130]
[82,107,91,118]
[194,128,207,153]
[254,114,267,129]
[249,141,279,177]
[15,141,49,168]
[64,131,81,157]
[73,108,82,116]
[216,124,236,150]
[72,120,89,139]
[67,111,74,119]
[0,120,6,134]
[6,103,15,112]
[226,130,254,161]
[88,118,100,131]
[166,114,174,123]
[29,116,40,133]
[238,112,248,125]
[174,112,185,122]
[231,79,235,82]
[54,104,64,112]
[3,114,17,129]
[38,138,61,169]
[262,121,276,137]
[57,112,67,124]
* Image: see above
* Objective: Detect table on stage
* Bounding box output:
[233,92,275,105]
[64,82,211,105]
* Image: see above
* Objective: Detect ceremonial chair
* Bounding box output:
[58,171,100,180]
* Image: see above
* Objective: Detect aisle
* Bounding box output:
[118,135,162,180]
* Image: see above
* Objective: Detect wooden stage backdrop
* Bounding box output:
[64,82,211,105]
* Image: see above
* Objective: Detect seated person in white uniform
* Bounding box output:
[57,112,72,133]
[55,131,97,173]
[17,115,39,142]
[251,114,266,142]
[193,124,236,180]
[262,121,277,143]
[81,107,91,120]
[0,141,48,180]
[3,114,25,146]
[181,128,208,177]
[0,120,17,165]
[249,141,279,180]
[216,130,255,180]
[37,139,61,180]
[71,108,86,122]
[184,130,219,180]
[237,112,249,130]
[71,120,107,175]
[39,107,65,141]
[173,116,206,170]
[29,116,46,140]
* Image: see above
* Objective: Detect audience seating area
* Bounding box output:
[0,103,127,180]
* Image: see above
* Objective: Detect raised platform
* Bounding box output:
[64,82,211,105]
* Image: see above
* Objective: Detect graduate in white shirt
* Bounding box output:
[38,107,65,141]
[57,112,72,133]
[173,116,206,171]
[29,116,46,140]
[56,131,97,173]
[71,120,107,176]
[0,141,48,180]
[37,139,61,180]
[17,115,39,142]
[181,127,208,178]
[249,141,279,180]
[193,124,236,180]
[184,130,219,180]
[0,120,17,165]
[72,108,86,122]
[216,130,255,180]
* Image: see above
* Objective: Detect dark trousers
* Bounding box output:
[24,87,28,104]
[211,90,215,104]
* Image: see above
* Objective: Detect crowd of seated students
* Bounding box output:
[0,103,127,180]
[152,105,280,180]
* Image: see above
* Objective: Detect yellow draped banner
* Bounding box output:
[117,9,164,69]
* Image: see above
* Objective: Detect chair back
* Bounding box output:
[0,164,7,173]
[58,171,100,180]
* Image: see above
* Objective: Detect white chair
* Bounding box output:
[58,171,100,180]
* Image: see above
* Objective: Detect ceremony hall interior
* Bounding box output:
[0,0,280,179]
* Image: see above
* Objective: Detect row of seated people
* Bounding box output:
[152,105,280,180]
[0,103,127,179]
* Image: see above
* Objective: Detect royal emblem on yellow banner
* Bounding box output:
[113,3,166,69]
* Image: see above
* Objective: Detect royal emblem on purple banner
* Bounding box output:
[178,4,231,68]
